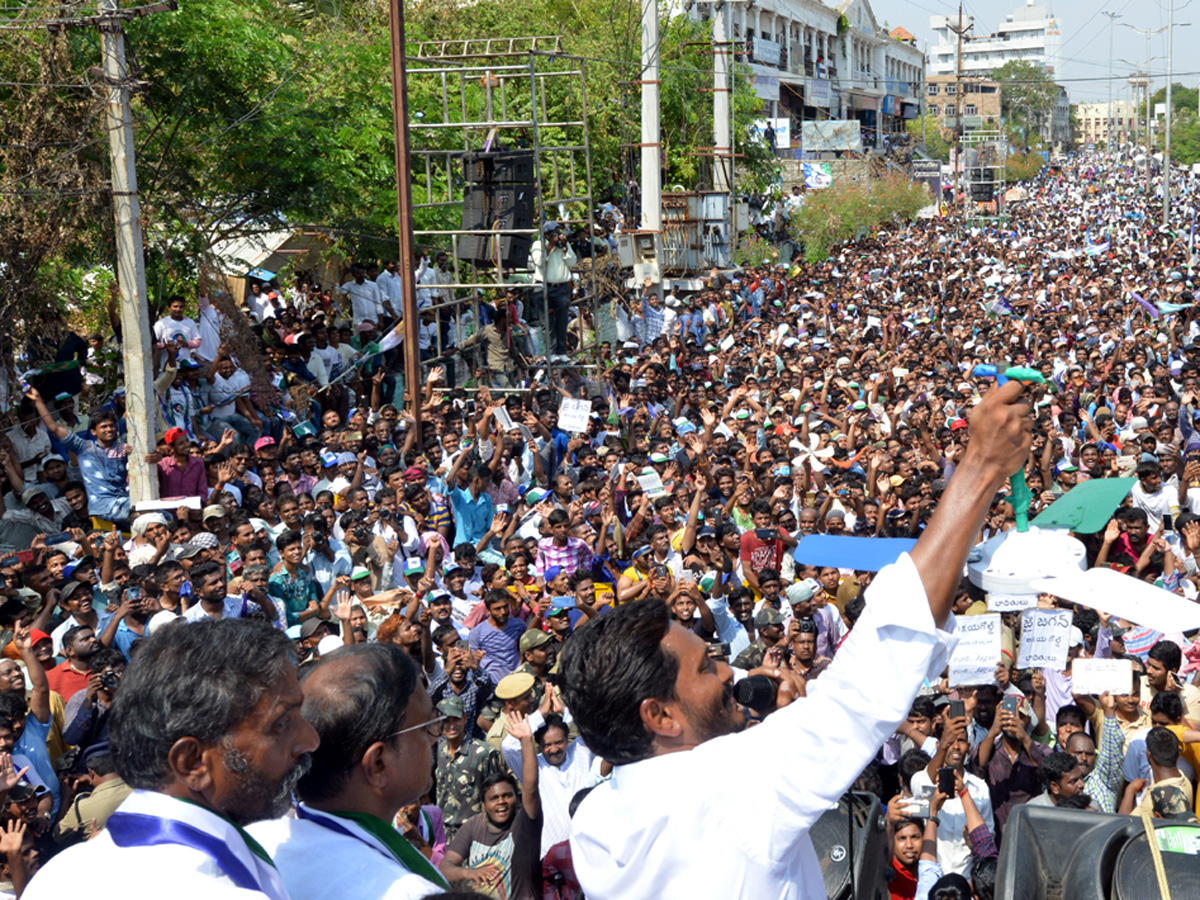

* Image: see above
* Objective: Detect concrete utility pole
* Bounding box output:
[1162,3,1190,224]
[640,0,662,232]
[387,0,423,445]
[99,0,157,505]
[1102,11,1120,151]
[712,0,731,195]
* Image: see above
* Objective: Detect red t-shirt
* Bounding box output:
[46,661,90,702]
[739,528,784,579]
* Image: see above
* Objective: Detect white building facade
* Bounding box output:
[929,1,1062,78]
[691,0,924,150]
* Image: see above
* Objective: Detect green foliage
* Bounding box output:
[792,174,929,262]
[991,60,1057,149]
[907,115,951,162]
[1005,150,1044,183]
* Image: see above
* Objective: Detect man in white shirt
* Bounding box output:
[153,296,202,365]
[560,381,1032,900]
[24,618,319,900]
[528,223,577,362]
[250,643,447,900]
[1130,460,1174,533]
[377,259,404,310]
[205,351,261,445]
[416,253,453,310]
[338,266,392,328]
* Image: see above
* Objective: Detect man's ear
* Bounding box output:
[168,737,214,794]
[640,696,682,740]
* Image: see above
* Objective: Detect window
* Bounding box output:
[964,104,977,116]
[929,104,939,116]
[927,83,939,95]
[945,84,957,95]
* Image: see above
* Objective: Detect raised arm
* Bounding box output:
[23,389,69,441]
[505,710,541,819]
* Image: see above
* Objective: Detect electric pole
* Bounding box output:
[640,0,662,234]
[712,0,731,195]
[100,0,160,505]
[387,0,423,444]
[1102,11,1120,152]
[948,5,972,216]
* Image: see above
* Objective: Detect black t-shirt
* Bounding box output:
[447,805,543,899]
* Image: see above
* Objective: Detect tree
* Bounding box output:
[991,60,1057,149]
[907,114,951,162]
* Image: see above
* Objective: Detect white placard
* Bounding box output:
[493,406,514,432]
[1017,609,1073,669]
[948,613,1001,686]
[556,398,591,434]
[636,469,665,496]
[1071,658,1134,696]
[988,592,1039,612]
[720,335,735,351]
[135,496,202,512]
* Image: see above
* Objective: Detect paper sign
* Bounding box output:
[949,613,1002,686]
[1071,658,1134,696]
[720,335,735,351]
[556,398,591,434]
[987,592,1038,612]
[636,469,666,496]
[135,497,202,513]
[493,406,514,432]
[1017,609,1073,669]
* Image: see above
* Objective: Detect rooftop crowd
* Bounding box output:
[0,150,1198,900]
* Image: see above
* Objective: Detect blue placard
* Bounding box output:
[791,534,917,571]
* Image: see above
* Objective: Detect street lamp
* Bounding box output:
[1102,12,1121,152]
[1121,22,1170,196]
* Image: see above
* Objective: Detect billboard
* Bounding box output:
[801,120,862,153]
[803,162,833,189]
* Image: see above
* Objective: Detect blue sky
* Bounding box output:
[867,0,1194,104]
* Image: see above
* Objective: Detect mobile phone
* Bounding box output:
[1163,514,1174,532]
[678,569,695,585]
[900,799,930,818]
[938,766,956,796]
[706,641,730,659]
[948,699,965,720]
[125,585,141,602]
[755,528,775,542]
[1001,695,1019,715]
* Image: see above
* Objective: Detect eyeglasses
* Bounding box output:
[383,715,447,741]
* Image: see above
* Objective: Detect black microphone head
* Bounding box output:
[733,674,777,712]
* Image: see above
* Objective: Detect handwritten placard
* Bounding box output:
[1017,609,1073,669]
[1071,658,1134,696]
[556,398,592,434]
[949,614,1001,686]
[988,592,1039,613]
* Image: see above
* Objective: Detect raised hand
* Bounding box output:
[0,753,30,793]
[505,709,533,741]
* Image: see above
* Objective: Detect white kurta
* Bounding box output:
[249,806,442,900]
[569,552,957,900]
[24,790,287,900]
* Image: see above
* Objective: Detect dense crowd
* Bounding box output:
[0,151,1198,900]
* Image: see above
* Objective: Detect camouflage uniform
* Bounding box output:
[731,637,771,671]
[434,736,504,839]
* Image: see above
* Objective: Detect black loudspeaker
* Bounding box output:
[809,792,889,900]
[997,804,1200,900]
[457,155,536,268]
[461,150,535,184]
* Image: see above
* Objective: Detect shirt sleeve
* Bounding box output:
[916,859,943,899]
[700,553,956,862]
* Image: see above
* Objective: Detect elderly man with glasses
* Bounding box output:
[250,643,449,900]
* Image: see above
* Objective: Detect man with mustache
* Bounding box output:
[23,619,318,900]
[560,382,1033,900]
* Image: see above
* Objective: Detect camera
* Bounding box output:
[352,525,371,544]
[100,669,121,691]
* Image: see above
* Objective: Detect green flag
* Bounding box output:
[1031,478,1136,534]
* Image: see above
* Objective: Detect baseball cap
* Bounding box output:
[164,427,189,446]
[542,565,563,583]
[316,635,343,657]
[202,505,226,521]
[1150,784,1199,822]
[254,436,276,452]
[189,532,220,550]
[401,558,425,577]
[349,566,371,581]
[300,617,337,639]
[403,466,426,482]
[519,630,553,653]
[787,580,818,605]
[754,608,785,627]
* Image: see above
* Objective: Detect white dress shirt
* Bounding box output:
[250,805,442,900]
[908,768,994,878]
[25,790,288,900]
[569,552,957,900]
[338,279,386,326]
[502,737,600,858]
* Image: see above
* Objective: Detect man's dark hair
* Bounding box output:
[86,753,117,777]
[480,770,518,802]
[972,856,997,900]
[1149,640,1182,672]
[748,498,772,517]
[1055,704,1085,731]
[61,625,92,654]
[909,696,937,721]
[155,560,184,585]
[899,749,931,793]
[929,873,973,900]
[0,691,27,726]
[1040,750,1079,791]
[852,763,882,798]
[190,560,224,585]
[89,647,126,674]
[276,529,303,551]
[547,509,569,527]
[843,594,866,628]
[295,643,419,803]
[1146,725,1180,767]
[757,567,780,586]
[559,598,678,765]
[1150,690,1185,722]
[110,619,297,790]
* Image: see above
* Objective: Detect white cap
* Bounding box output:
[148,610,180,635]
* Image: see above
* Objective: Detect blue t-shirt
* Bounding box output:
[16,713,59,815]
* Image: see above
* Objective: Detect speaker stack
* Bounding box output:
[456,150,535,268]
[810,792,890,900]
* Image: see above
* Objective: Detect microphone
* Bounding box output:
[733,674,777,712]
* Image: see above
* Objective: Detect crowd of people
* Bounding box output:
[0,151,1196,900]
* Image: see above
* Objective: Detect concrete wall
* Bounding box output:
[778,158,871,192]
